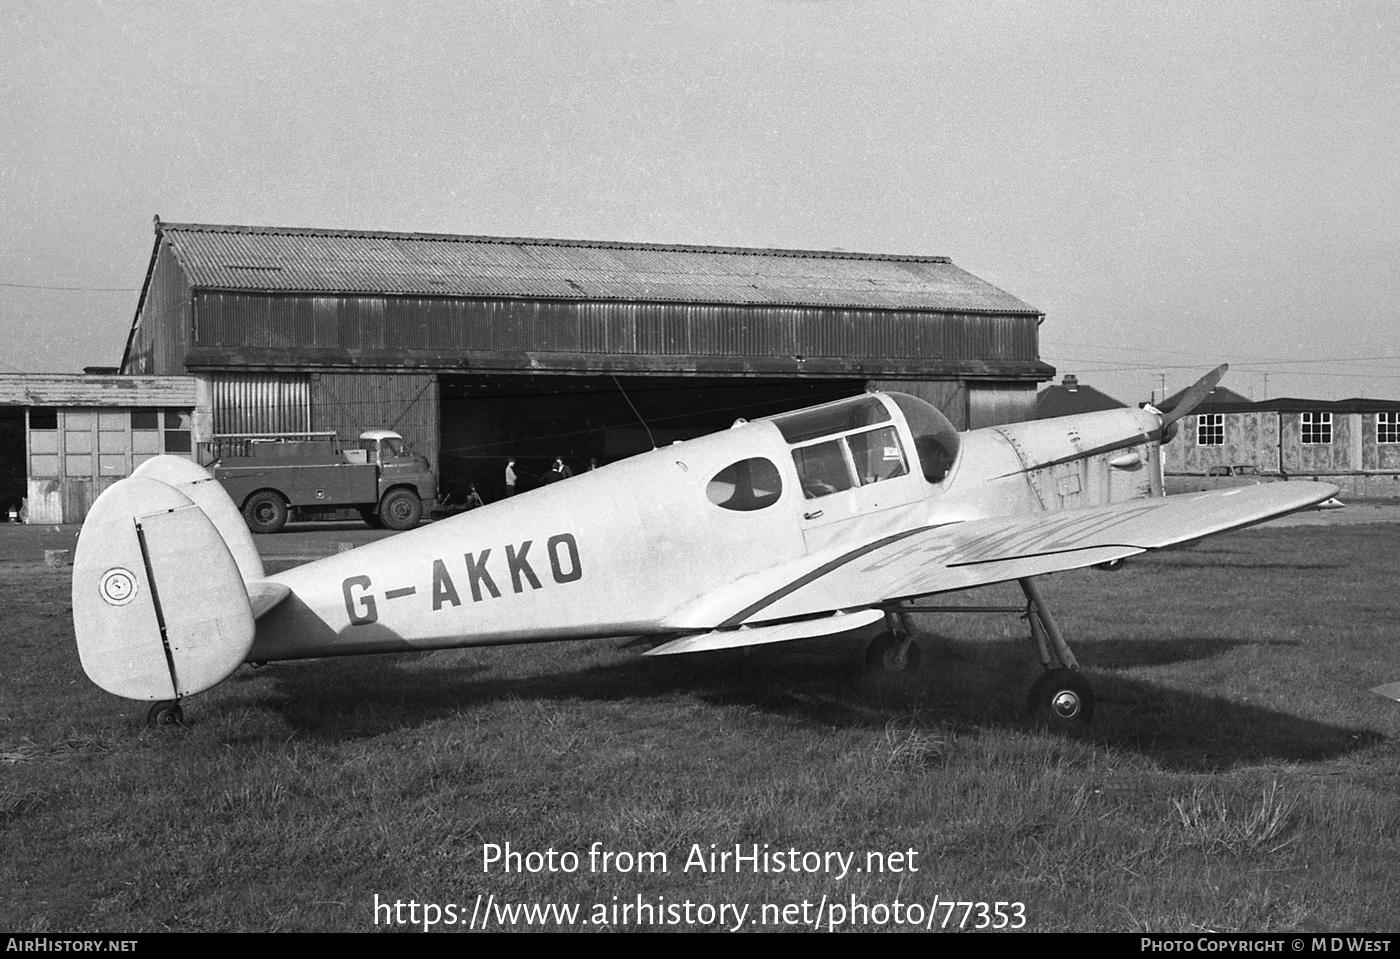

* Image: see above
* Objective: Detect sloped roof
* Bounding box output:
[1036,382,1128,419]
[152,221,1041,314]
[1192,396,1400,414]
[0,374,196,407]
[1158,384,1251,412]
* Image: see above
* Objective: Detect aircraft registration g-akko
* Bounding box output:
[72,365,1340,728]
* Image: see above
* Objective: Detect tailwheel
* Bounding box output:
[146,700,185,728]
[1027,668,1094,729]
[865,631,921,675]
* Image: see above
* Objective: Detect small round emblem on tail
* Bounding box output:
[99,568,138,606]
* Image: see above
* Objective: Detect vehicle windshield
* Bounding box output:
[363,437,410,457]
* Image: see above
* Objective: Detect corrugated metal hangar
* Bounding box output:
[120,218,1053,504]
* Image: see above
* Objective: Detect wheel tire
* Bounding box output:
[146,701,184,727]
[378,488,423,531]
[1027,668,1095,729]
[359,507,385,529]
[243,490,289,534]
[865,631,922,675]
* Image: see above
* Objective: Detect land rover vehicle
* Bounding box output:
[210,429,437,533]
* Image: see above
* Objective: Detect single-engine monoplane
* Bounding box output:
[71,365,1339,727]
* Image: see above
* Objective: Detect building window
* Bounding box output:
[1379,413,1400,444]
[1196,414,1224,446]
[1301,412,1332,445]
[164,410,192,453]
[133,408,193,458]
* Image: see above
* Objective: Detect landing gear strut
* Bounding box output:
[887,576,1097,728]
[1019,577,1095,729]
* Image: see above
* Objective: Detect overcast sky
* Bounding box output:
[2,0,1396,405]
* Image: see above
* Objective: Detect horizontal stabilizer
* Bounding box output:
[645,608,885,657]
[73,477,257,701]
[1371,682,1400,703]
[247,580,292,619]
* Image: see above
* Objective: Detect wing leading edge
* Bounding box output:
[662,481,1340,634]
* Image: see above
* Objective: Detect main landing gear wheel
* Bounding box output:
[146,700,185,728]
[865,631,922,675]
[1027,668,1094,730]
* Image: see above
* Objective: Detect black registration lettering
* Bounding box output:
[342,575,377,625]
[547,533,583,583]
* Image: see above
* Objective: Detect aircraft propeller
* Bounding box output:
[1156,363,1228,441]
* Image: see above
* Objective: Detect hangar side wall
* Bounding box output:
[208,373,311,436]
[867,379,969,430]
[181,291,1044,378]
[866,379,1036,430]
[201,372,439,475]
[967,382,1037,429]
[125,244,194,376]
[310,372,439,477]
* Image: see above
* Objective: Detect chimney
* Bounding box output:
[1063,374,1079,392]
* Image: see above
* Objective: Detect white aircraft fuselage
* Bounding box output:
[248,397,1162,662]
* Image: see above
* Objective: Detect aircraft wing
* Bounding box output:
[645,608,886,657]
[663,481,1339,631]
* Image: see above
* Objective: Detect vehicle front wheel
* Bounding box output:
[378,489,423,531]
[243,490,289,534]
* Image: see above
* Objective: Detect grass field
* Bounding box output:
[2,522,1398,932]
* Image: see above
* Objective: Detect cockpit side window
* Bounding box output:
[707,457,783,511]
[791,426,910,499]
[848,426,908,484]
[792,440,855,499]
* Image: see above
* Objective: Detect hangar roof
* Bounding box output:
[153,221,1040,315]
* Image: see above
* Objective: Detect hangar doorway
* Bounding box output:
[438,375,864,504]
[0,407,24,518]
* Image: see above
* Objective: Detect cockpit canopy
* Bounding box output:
[767,393,960,497]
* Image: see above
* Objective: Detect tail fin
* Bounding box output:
[131,456,265,582]
[72,457,284,702]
